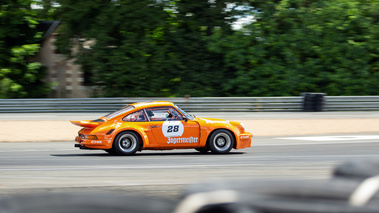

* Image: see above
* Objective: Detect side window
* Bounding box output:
[145,107,183,121]
[123,110,147,122]
[167,107,183,120]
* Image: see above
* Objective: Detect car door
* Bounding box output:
[145,106,200,147]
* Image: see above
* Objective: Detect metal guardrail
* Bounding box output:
[0,97,302,113]
[0,96,378,113]
[325,96,379,111]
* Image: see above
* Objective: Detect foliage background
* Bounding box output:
[1,0,379,98]
[0,0,50,98]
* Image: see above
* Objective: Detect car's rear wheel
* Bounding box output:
[114,131,140,156]
[208,129,234,154]
[195,147,209,153]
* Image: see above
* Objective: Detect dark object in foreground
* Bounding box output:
[1,159,379,213]
[181,179,379,213]
[333,158,379,180]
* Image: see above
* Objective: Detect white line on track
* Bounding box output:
[252,135,379,146]
[279,135,379,141]
[241,154,379,160]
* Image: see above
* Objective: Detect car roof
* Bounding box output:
[130,101,175,109]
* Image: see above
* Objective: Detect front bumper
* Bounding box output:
[236,132,253,149]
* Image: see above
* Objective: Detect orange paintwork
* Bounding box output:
[71,101,252,153]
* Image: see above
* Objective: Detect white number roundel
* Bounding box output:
[162,121,184,137]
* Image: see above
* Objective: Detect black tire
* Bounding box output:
[113,131,140,156]
[195,147,209,153]
[104,149,116,155]
[208,129,234,154]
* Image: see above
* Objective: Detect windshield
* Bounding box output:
[175,105,194,120]
[104,105,135,119]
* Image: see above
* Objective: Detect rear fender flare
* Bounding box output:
[112,128,149,149]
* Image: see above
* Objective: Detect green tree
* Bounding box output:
[209,0,379,96]
[0,0,50,98]
[162,0,242,96]
[54,0,175,96]
[54,0,245,97]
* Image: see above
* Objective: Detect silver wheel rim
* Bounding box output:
[213,132,231,152]
[118,134,137,153]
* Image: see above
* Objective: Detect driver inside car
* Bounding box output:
[123,110,147,122]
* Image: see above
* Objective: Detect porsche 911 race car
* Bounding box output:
[71,101,252,155]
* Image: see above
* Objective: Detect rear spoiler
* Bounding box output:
[70,120,103,128]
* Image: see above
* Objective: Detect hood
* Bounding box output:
[196,117,230,125]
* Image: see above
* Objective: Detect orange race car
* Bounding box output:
[71,101,252,155]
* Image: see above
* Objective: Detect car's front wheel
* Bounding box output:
[104,149,117,155]
[195,147,209,153]
[113,131,140,155]
[208,130,234,154]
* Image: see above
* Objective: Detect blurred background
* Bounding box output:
[2,2,379,212]
[2,0,379,99]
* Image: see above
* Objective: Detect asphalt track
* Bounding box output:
[1,132,379,200]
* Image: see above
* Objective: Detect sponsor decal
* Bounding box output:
[91,141,102,144]
[203,119,229,124]
[162,121,184,137]
[167,136,199,144]
[240,135,249,139]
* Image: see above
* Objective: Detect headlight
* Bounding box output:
[240,122,245,131]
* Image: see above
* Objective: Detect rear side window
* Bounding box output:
[145,107,183,121]
[104,106,135,119]
[123,110,147,122]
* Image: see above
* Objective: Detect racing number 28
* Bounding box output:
[167,125,179,133]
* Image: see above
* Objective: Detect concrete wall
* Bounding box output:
[37,33,89,98]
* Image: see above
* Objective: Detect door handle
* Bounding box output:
[151,125,161,128]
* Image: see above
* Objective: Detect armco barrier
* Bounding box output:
[0,97,301,113]
[325,96,379,111]
[0,96,378,113]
